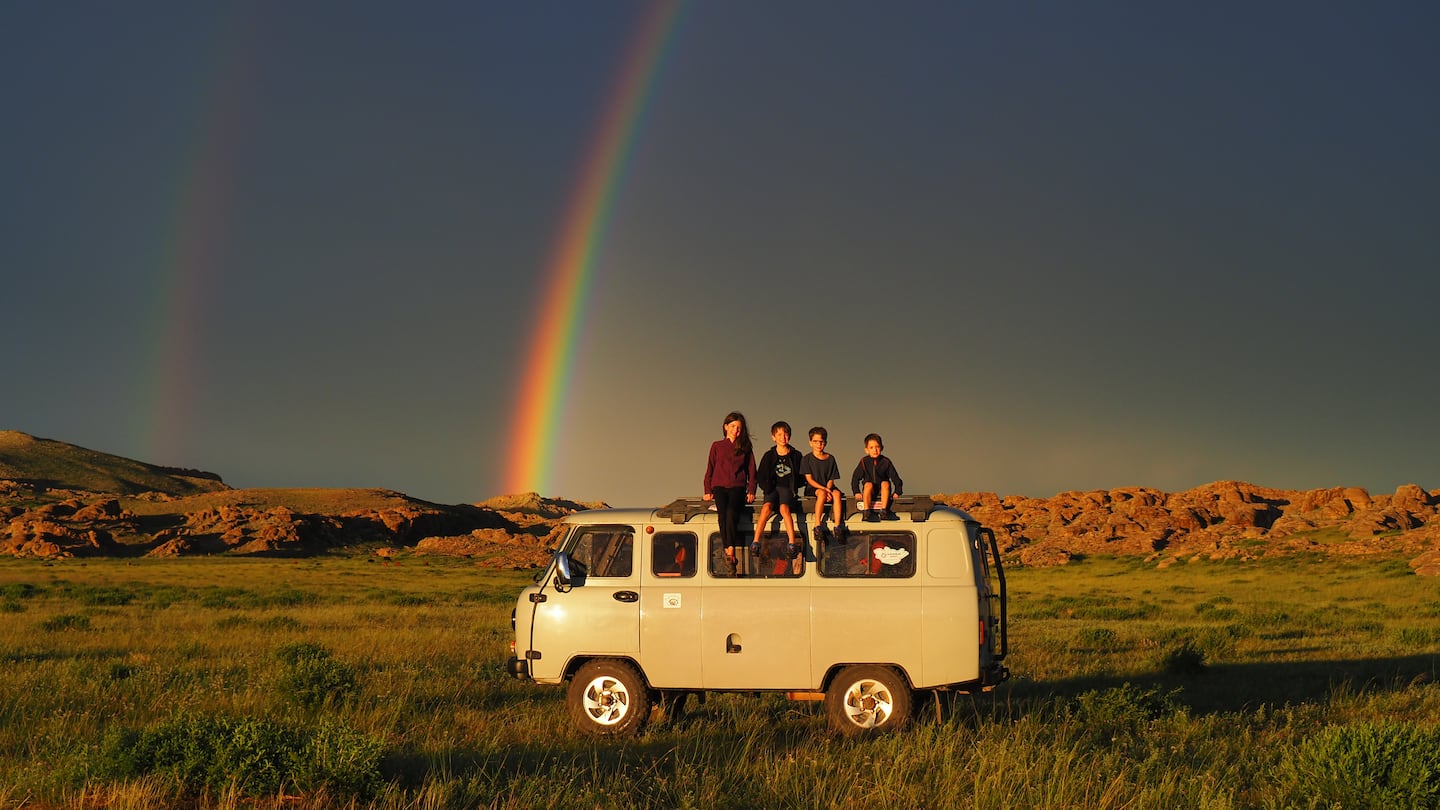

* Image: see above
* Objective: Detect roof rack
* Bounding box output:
[656,498,719,523]
[886,495,938,522]
[657,495,942,524]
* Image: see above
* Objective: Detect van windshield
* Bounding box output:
[564,525,635,579]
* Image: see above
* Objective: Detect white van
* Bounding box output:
[505,495,1009,735]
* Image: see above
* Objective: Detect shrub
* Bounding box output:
[1073,627,1117,648]
[76,585,136,606]
[98,714,384,797]
[1071,684,1183,749]
[1157,640,1206,675]
[1,597,23,613]
[1394,626,1440,646]
[275,643,357,710]
[251,588,320,609]
[0,583,39,599]
[40,613,90,632]
[1273,721,1440,808]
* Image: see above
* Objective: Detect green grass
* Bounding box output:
[0,554,1437,808]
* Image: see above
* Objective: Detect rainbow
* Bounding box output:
[138,10,257,466]
[502,1,685,496]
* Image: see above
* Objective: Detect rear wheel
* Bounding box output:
[825,665,911,735]
[567,660,651,736]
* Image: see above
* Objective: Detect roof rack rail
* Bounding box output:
[864,495,938,522]
[657,495,942,523]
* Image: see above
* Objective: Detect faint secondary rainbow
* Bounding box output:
[502,1,685,495]
[137,9,257,466]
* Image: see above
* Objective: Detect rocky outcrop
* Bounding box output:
[3,474,1436,574]
[938,480,1440,573]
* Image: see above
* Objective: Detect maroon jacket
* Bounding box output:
[705,439,756,496]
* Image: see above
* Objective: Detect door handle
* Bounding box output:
[613,591,639,603]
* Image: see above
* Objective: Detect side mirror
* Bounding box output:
[553,551,574,590]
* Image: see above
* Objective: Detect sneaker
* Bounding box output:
[750,541,763,557]
[863,510,880,523]
[883,509,900,521]
[788,543,803,560]
[813,525,830,544]
[834,523,849,541]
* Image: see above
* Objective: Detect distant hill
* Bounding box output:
[0,431,229,496]
[0,430,591,563]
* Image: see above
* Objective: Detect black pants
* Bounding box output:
[713,486,747,549]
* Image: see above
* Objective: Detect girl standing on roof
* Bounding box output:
[704,411,756,574]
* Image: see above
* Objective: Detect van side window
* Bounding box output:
[569,526,634,578]
[819,531,916,578]
[651,532,697,578]
[706,534,803,579]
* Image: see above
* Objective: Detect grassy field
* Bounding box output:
[1,553,1438,809]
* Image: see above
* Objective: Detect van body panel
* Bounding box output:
[810,584,921,684]
[699,586,812,689]
[638,582,702,686]
[526,574,639,682]
[920,581,979,685]
[925,527,974,580]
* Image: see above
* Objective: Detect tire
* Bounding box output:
[825,665,912,735]
[567,660,651,736]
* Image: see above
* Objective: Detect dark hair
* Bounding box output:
[723,412,752,457]
[770,421,791,438]
[809,426,827,441]
[864,433,883,449]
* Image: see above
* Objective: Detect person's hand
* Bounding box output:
[746,493,755,503]
[703,493,713,501]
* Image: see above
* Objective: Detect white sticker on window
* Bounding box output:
[872,546,910,566]
[663,593,682,609]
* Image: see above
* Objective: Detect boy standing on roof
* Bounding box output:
[801,426,846,543]
[851,433,903,522]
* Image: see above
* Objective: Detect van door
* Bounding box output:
[525,524,640,681]
[699,533,812,689]
[639,529,703,687]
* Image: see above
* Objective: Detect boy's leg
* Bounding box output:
[779,503,796,543]
[862,483,879,521]
[880,483,900,520]
[879,482,892,510]
[752,502,773,546]
[832,492,844,534]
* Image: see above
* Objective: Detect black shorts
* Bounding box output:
[764,485,797,508]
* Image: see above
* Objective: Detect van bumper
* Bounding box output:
[505,656,530,680]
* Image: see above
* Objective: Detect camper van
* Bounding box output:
[505,495,1008,736]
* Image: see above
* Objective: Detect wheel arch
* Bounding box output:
[821,662,915,692]
[563,654,650,685]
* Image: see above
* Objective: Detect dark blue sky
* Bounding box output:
[4,2,1437,505]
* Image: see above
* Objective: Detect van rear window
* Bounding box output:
[706,534,803,578]
[819,532,916,578]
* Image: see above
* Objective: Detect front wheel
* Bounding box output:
[825,665,911,735]
[567,660,651,736]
